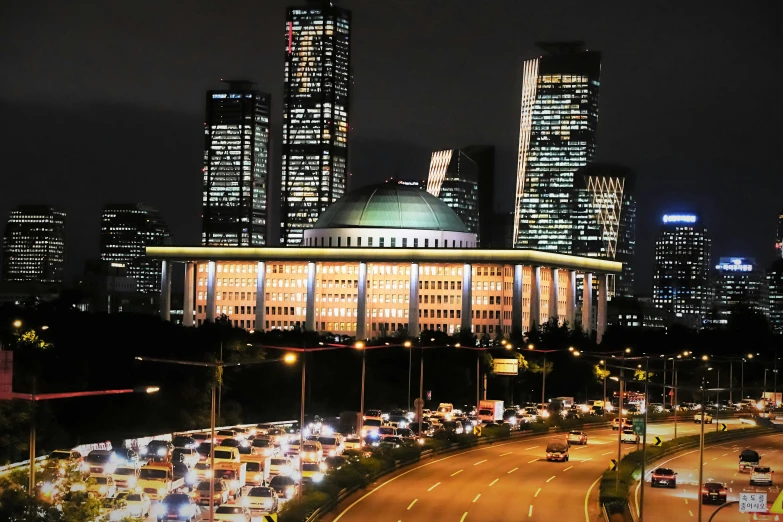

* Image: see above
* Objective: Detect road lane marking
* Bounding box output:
[428,482,441,491]
[601,451,613,455]
[499,452,512,456]
[508,467,518,474]
[534,488,541,497]
[585,475,602,522]
[525,446,539,450]
[712,457,717,460]
[451,469,463,476]
[474,459,487,466]
[684,499,688,505]
[546,475,556,483]
[407,499,417,510]
[689,510,694,517]
[460,513,468,522]
[528,458,538,463]
[473,494,481,503]
[582,458,592,462]
[528,505,534,517]
[722,453,728,456]
[564,465,573,471]
[489,478,499,486]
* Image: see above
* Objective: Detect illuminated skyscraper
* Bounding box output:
[280,1,351,245]
[513,42,601,252]
[652,213,711,327]
[427,146,495,246]
[202,80,270,246]
[768,259,783,335]
[2,205,65,284]
[711,257,768,323]
[100,204,172,294]
[776,208,783,258]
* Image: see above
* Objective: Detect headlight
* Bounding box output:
[140,448,148,455]
[255,473,262,481]
[231,480,239,489]
[187,471,197,484]
[241,496,249,506]
[158,487,166,496]
[157,448,166,456]
[152,504,164,516]
[329,449,336,457]
[281,465,292,475]
[59,461,67,468]
[313,473,324,482]
[285,486,294,497]
[134,486,142,493]
[99,486,107,494]
[110,510,123,521]
[263,448,272,456]
[179,506,192,517]
[127,477,137,487]
[129,507,141,516]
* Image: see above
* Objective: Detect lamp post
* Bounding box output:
[404,341,412,411]
[135,354,294,520]
[356,342,366,436]
[697,375,706,522]
[600,359,607,410]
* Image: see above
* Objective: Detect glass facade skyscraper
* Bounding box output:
[768,259,783,335]
[280,1,351,246]
[513,42,601,253]
[2,205,65,284]
[100,204,172,294]
[202,80,270,247]
[652,213,711,328]
[711,257,768,323]
[427,146,495,246]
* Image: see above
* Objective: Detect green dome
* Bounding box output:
[313,183,469,232]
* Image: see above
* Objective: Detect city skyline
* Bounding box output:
[1,1,781,293]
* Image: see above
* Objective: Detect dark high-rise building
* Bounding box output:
[652,213,711,328]
[768,259,783,335]
[280,1,351,246]
[513,42,601,253]
[711,257,768,323]
[2,205,65,284]
[427,145,495,246]
[573,163,636,297]
[202,80,271,246]
[100,204,172,294]
[776,208,783,258]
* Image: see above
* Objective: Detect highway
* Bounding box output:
[323,419,748,522]
[636,430,783,521]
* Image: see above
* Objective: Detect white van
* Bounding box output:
[318,435,344,457]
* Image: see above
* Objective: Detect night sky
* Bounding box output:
[1,1,781,293]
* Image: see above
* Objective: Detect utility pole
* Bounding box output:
[697,376,706,522]
[639,357,650,521]
[615,366,624,492]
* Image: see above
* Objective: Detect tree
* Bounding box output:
[15,329,53,350]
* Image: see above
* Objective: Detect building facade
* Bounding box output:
[202,80,271,247]
[776,208,783,258]
[513,42,601,253]
[652,213,711,328]
[711,257,768,322]
[280,2,351,246]
[427,146,495,246]
[767,259,783,336]
[2,205,66,284]
[100,204,172,294]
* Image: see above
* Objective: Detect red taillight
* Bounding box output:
[720,488,727,494]
[701,488,708,494]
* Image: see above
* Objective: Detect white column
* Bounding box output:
[597,273,608,343]
[254,261,266,331]
[548,268,559,323]
[512,264,524,334]
[356,262,367,339]
[461,263,472,334]
[159,260,171,321]
[582,272,594,334]
[206,261,216,323]
[182,262,194,326]
[529,265,541,331]
[566,270,577,327]
[305,261,316,331]
[408,263,419,336]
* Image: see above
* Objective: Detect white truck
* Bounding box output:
[135,463,184,501]
[214,462,247,499]
[478,400,504,422]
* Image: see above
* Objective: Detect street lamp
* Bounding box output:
[356,342,366,436]
[12,319,22,329]
[404,341,412,411]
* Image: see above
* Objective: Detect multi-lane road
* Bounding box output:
[323,419,753,522]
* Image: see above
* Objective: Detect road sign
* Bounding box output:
[632,417,645,435]
[610,459,617,471]
[739,492,767,513]
[770,488,783,514]
[261,515,278,522]
[653,436,662,447]
[720,423,727,432]
[474,426,483,437]
[493,358,519,375]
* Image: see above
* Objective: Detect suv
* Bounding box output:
[157,493,199,521]
[621,428,639,444]
[750,466,774,486]
[651,468,677,488]
[566,431,587,445]
[142,440,174,461]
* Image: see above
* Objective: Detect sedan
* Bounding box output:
[242,486,279,514]
[212,505,252,522]
[269,475,298,501]
[119,492,151,518]
[701,482,727,504]
[566,431,587,445]
[621,429,639,444]
[650,468,677,488]
[154,493,199,521]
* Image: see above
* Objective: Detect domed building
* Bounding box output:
[303,183,477,249]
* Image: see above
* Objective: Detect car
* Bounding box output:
[219,438,241,448]
[45,450,83,474]
[141,440,174,461]
[317,435,344,457]
[111,466,139,491]
[212,446,241,465]
[214,430,237,445]
[100,496,129,521]
[701,482,727,504]
[323,456,349,472]
[172,448,200,468]
[85,474,117,498]
[112,448,139,467]
[364,409,383,421]
[439,420,465,435]
[119,492,151,518]
[621,429,639,444]
[269,475,299,501]
[377,426,397,440]
[545,440,569,462]
[212,504,252,522]
[251,438,280,457]
[694,412,713,424]
[267,457,294,478]
[194,479,229,505]
[650,468,677,488]
[243,460,265,486]
[344,437,363,451]
[611,418,630,430]
[361,418,383,438]
[566,430,587,445]
[750,466,774,486]
[154,493,199,521]
[301,462,325,484]
[171,435,198,449]
[85,450,117,475]
[242,486,279,515]
[173,462,196,487]
[192,462,212,483]
[300,441,323,463]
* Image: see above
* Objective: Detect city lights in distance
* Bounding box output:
[662,214,697,224]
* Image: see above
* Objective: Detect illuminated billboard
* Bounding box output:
[662,214,697,224]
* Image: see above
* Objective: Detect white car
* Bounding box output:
[111,466,139,491]
[621,429,639,444]
[344,437,363,451]
[213,504,252,522]
[242,486,279,514]
[85,474,117,498]
[750,466,774,486]
[377,427,397,440]
[267,457,294,478]
[694,412,713,424]
[119,492,150,518]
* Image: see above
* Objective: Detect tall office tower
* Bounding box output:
[427,146,495,246]
[100,204,172,294]
[2,205,66,284]
[280,1,351,245]
[768,259,783,335]
[573,163,636,297]
[776,208,783,258]
[652,213,712,328]
[711,257,768,323]
[513,42,601,252]
[202,80,271,246]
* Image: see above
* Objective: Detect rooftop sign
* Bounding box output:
[716,257,755,272]
[662,214,697,224]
